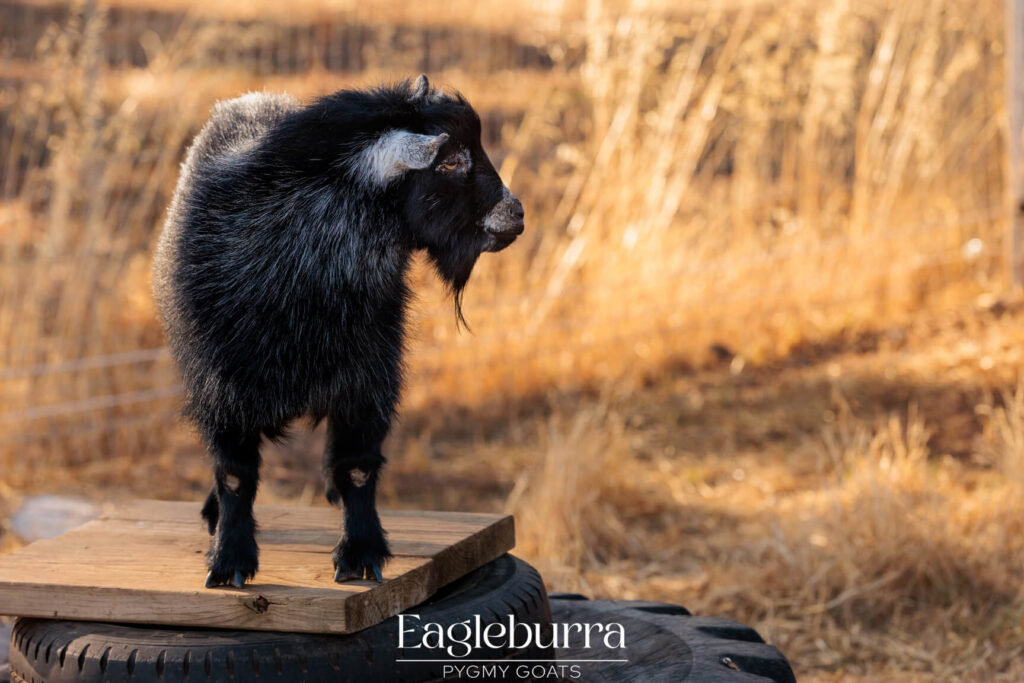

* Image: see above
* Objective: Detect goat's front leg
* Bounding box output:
[202,427,262,588]
[325,414,391,583]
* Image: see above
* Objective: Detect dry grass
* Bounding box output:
[1,0,1022,679]
[500,304,1024,680]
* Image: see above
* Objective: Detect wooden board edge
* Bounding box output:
[0,582,332,632]
[341,514,516,633]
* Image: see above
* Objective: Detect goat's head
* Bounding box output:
[353,75,525,321]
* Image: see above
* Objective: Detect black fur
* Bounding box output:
[153,76,524,586]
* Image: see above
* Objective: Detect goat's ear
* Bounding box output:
[355,130,449,186]
[409,74,429,102]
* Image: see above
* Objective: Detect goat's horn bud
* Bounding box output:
[409,74,429,102]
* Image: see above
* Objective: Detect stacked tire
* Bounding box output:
[8,555,794,682]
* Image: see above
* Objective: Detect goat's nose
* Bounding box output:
[484,193,525,238]
[509,198,525,222]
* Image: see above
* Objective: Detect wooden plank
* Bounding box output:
[0,500,514,634]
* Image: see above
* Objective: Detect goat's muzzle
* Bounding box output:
[482,188,525,253]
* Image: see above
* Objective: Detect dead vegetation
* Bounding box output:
[1,0,1022,679]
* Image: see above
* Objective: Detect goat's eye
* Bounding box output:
[437,151,471,174]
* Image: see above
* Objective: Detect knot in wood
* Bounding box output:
[248,595,270,614]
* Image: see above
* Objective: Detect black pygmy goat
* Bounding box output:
[153,76,524,588]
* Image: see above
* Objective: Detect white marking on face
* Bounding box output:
[354,130,448,187]
[225,474,241,492]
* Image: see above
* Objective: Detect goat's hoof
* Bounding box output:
[334,566,361,582]
[204,569,248,588]
[332,535,390,584]
[333,562,384,583]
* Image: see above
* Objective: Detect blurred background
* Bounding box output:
[2,0,1024,678]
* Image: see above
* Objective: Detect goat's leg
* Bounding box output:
[203,427,261,588]
[325,415,391,583]
[201,485,218,535]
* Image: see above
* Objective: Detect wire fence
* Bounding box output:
[0,207,1002,432]
[0,200,1004,376]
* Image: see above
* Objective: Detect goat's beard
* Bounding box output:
[427,239,481,330]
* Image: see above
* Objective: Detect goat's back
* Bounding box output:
[153,92,298,327]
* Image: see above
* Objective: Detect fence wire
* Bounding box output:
[0,212,1003,438]
[0,201,1003,381]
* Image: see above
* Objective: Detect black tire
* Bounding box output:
[9,554,551,683]
[548,595,796,682]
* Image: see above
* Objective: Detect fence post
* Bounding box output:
[1008,0,1024,286]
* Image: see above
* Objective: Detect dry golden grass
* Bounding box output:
[502,303,1024,680]
[1,0,1022,679]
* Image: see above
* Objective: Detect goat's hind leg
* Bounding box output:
[325,416,391,583]
[202,427,262,588]
[201,485,218,535]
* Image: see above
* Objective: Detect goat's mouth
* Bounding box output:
[482,230,520,252]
